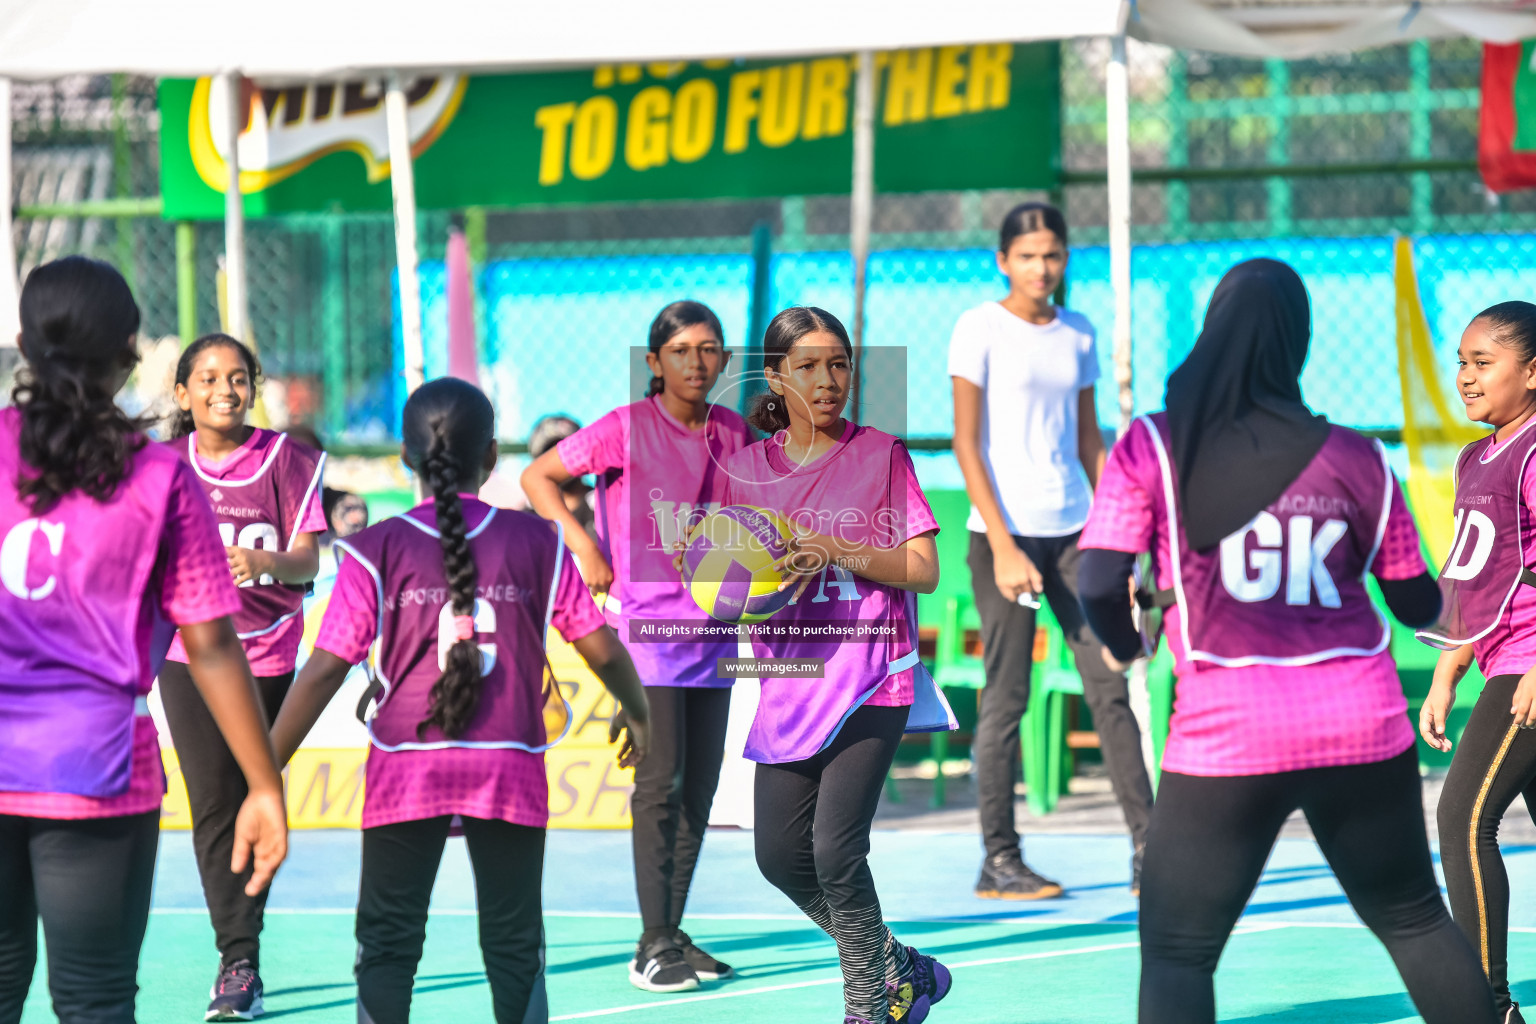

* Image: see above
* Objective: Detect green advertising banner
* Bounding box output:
[159,43,1059,219]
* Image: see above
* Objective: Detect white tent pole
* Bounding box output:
[0,76,18,347]
[218,71,248,342]
[386,73,425,394]
[1107,33,1133,434]
[849,49,875,423]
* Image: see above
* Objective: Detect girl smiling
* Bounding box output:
[1420,301,1536,1024]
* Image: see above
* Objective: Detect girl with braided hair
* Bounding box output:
[272,377,650,1024]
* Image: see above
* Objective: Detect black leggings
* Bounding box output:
[0,811,159,1024]
[1140,748,1494,1024]
[157,660,291,969]
[755,703,910,1021]
[356,816,546,1024]
[629,685,731,936]
[1438,673,1536,1015]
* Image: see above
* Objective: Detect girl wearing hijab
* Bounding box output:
[1076,258,1494,1024]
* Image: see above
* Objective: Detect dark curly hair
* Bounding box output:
[402,377,496,740]
[167,333,262,439]
[12,256,148,513]
[745,306,853,434]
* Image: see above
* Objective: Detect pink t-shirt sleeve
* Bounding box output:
[1371,476,1430,581]
[1081,420,1157,554]
[551,548,605,644]
[160,461,243,625]
[314,551,380,665]
[556,408,628,478]
[890,442,938,544]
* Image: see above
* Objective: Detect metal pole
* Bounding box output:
[176,221,197,346]
[1106,34,1134,435]
[742,220,773,416]
[218,71,248,342]
[0,77,17,347]
[386,73,425,394]
[849,50,875,425]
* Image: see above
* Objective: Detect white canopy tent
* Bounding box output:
[1134,0,1536,59]
[0,0,1129,389]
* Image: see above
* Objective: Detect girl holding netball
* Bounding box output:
[271,377,650,1024]
[158,332,327,1020]
[1077,258,1493,1023]
[522,300,751,992]
[0,257,287,1024]
[723,306,952,1024]
[1419,301,1536,1024]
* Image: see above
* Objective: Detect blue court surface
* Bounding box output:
[22,829,1536,1022]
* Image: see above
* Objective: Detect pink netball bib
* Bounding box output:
[173,429,325,642]
[336,500,572,752]
[1143,414,1393,667]
[1418,422,1536,650]
[0,411,176,797]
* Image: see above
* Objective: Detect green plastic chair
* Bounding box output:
[1022,608,1179,814]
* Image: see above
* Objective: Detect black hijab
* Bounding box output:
[1164,258,1330,551]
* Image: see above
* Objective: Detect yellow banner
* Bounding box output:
[1393,236,1485,565]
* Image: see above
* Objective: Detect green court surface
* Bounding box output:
[20,830,1536,1022]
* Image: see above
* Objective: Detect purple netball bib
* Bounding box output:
[336,500,571,752]
[589,398,748,688]
[0,412,176,797]
[728,426,954,763]
[1417,424,1536,650]
[173,429,324,641]
[1144,414,1392,666]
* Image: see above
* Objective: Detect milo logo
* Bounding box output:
[188,75,467,193]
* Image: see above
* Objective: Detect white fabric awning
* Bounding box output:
[1133,0,1536,58]
[0,0,1128,81]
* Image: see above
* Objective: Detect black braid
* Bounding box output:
[418,432,483,740]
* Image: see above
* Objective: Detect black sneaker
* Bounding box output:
[205,959,264,1021]
[1507,1004,1526,1024]
[674,929,733,981]
[1132,843,1145,898]
[628,932,700,993]
[974,851,1064,900]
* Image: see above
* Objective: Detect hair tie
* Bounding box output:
[453,614,476,642]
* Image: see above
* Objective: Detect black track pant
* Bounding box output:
[755,704,909,1020]
[1438,673,1536,1016]
[157,660,292,969]
[629,685,731,936]
[968,530,1155,855]
[0,811,159,1024]
[1139,747,1494,1024]
[356,816,546,1024]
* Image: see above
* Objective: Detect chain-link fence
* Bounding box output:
[6,42,1526,464]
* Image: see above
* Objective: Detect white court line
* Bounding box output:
[548,939,1144,1021]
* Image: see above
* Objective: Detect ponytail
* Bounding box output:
[400,376,497,741]
[13,256,147,513]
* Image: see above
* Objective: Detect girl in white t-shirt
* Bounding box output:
[949,201,1155,900]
